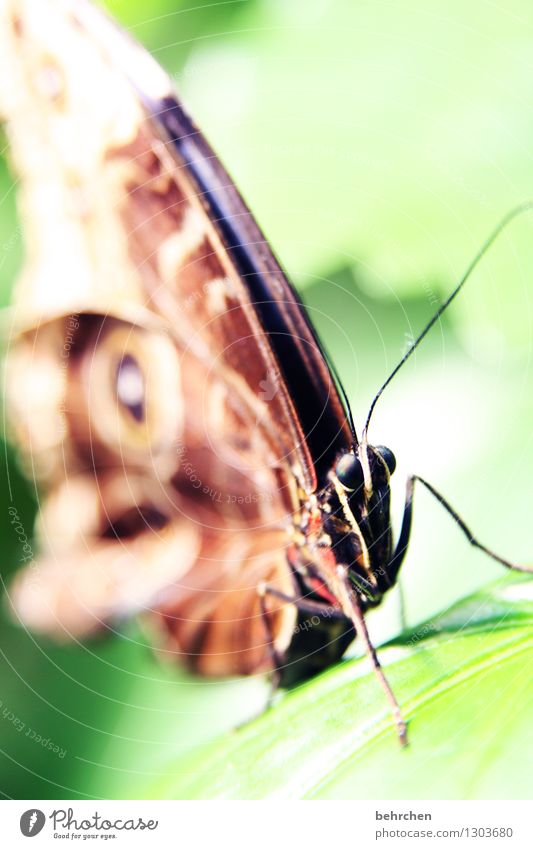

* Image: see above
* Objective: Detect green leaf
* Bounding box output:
[150,575,533,799]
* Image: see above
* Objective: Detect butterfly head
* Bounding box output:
[328,441,397,598]
[335,442,396,502]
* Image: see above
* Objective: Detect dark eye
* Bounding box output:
[116,354,145,422]
[376,445,396,475]
[335,453,364,491]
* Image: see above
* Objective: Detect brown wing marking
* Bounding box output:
[153,528,297,676]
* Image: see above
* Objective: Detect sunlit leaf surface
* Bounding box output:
[153,577,533,799]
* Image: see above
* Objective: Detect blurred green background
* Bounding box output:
[1,0,532,799]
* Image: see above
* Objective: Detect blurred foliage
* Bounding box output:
[0,0,532,799]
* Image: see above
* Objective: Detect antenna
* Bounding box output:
[297,290,359,445]
[363,201,533,436]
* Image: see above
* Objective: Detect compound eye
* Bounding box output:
[335,453,364,492]
[376,445,396,475]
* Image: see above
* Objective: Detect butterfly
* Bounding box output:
[2,0,531,746]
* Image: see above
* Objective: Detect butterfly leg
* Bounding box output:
[259,583,346,619]
[257,585,284,693]
[335,567,408,746]
[257,582,346,693]
[259,580,408,744]
[386,474,533,588]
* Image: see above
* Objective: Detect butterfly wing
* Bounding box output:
[1,0,353,675]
